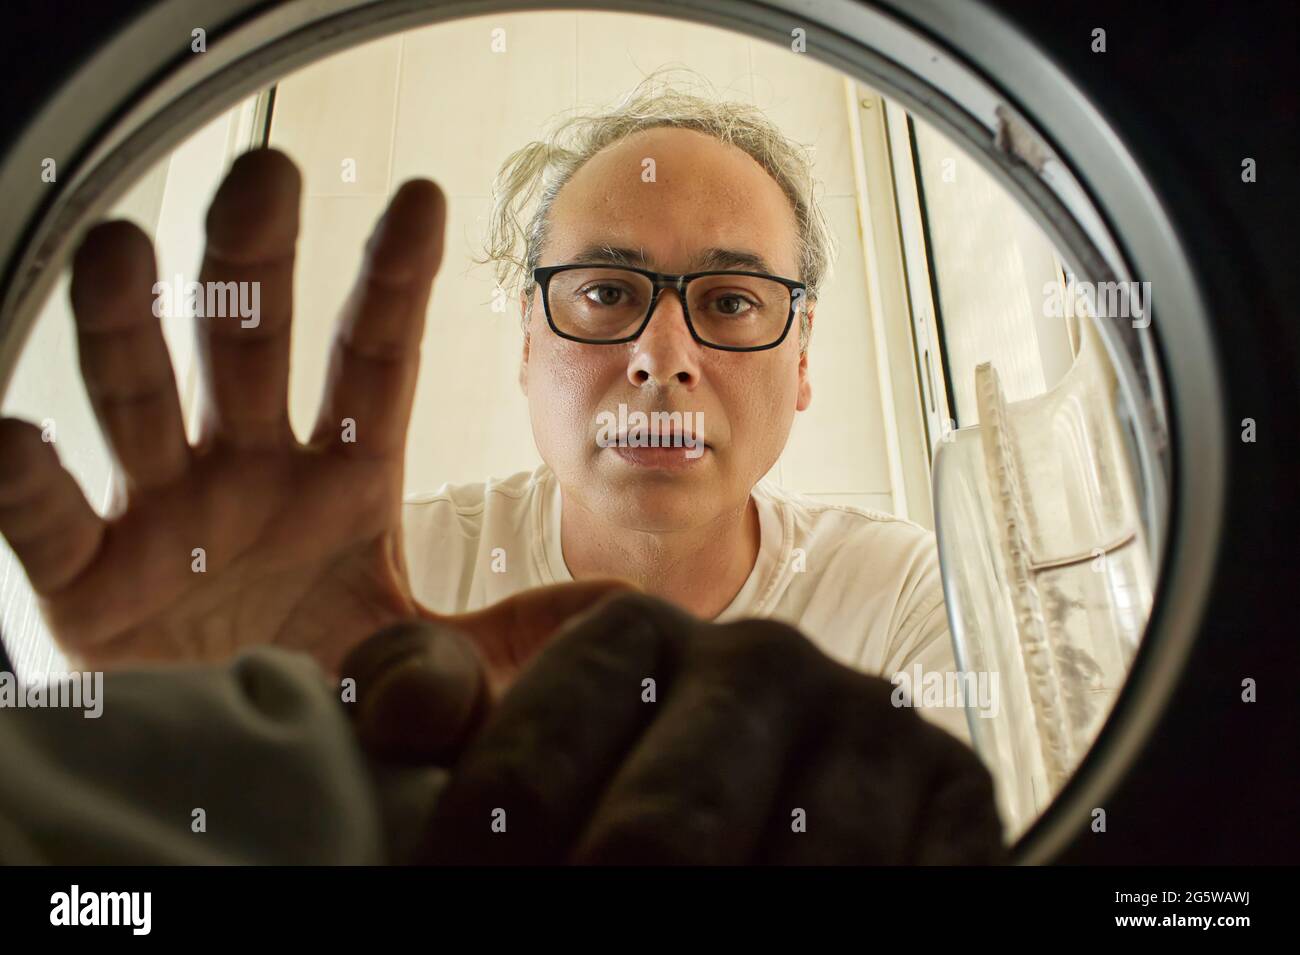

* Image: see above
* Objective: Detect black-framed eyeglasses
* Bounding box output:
[532,264,806,352]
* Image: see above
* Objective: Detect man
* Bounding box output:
[405,82,967,742]
[0,80,965,742]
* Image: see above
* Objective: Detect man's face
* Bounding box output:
[520,126,813,532]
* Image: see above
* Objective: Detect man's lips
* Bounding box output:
[606,429,708,449]
[592,405,712,468]
[609,444,709,470]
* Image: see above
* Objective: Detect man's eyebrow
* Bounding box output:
[570,245,649,267]
[568,244,776,274]
[690,247,776,274]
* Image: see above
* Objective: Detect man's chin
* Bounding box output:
[609,502,708,534]
[600,475,717,533]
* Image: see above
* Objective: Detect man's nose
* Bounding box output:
[626,288,702,390]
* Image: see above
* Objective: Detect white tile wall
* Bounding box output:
[575,13,754,106]
[289,193,390,441]
[780,195,891,494]
[393,15,579,199]
[749,37,858,199]
[270,35,404,198]
[405,194,540,490]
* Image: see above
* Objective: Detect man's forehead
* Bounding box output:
[539,127,802,276]
[567,243,780,275]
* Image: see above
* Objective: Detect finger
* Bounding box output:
[418,593,686,865]
[0,418,104,595]
[69,220,190,489]
[338,620,489,766]
[310,179,446,459]
[343,580,642,770]
[441,577,640,698]
[196,148,300,448]
[570,619,823,865]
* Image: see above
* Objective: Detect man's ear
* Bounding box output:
[796,299,814,412]
[518,291,531,396]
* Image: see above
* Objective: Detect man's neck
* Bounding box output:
[558,488,761,619]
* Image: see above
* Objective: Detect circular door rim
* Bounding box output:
[0,0,1225,865]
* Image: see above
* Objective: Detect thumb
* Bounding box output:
[435,578,640,699]
[339,619,488,766]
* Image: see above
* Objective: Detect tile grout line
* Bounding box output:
[386,36,406,197]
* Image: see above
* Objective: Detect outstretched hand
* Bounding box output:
[0,148,625,684]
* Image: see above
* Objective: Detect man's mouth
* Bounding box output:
[593,404,711,468]
[609,426,706,449]
[609,443,709,470]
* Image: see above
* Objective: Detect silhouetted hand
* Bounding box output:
[0,148,627,679]
[344,592,1007,865]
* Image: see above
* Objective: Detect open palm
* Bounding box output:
[0,149,624,681]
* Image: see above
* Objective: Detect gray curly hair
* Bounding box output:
[475,68,836,351]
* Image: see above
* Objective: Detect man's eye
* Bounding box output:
[581,285,627,306]
[710,294,756,317]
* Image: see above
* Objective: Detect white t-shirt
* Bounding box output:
[403,464,970,744]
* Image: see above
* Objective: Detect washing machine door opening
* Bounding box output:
[0,0,1224,866]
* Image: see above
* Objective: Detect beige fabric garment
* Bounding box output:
[403,465,973,745]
